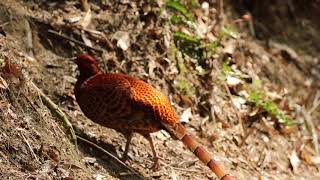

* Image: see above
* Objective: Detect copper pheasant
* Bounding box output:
[74,54,234,180]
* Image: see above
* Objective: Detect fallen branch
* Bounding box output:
[304,90,320,155]
[48,29,103,53]
[30,16,114,51]
[75,130,146,179]
[302,107,319,155]
[18,130,40,163]
[30,81,77,147]
[212,61,246,138]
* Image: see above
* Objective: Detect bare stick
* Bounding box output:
[0,22,9,27]
[80,0,90,12]
[303,107,319,155]
[303,91,320,155]
[308,90,320,115]
[30,82,77,147]
[76,135,146,179]
[213,61,246,138]
[31,17,114,50]
[18,130,40,163]
[48,29,103,53]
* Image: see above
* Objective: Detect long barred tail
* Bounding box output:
[167,123,234,180]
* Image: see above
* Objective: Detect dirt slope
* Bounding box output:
[0,0,319,179]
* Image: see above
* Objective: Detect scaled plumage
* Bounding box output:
[74,54,234,180]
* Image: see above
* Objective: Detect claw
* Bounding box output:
[121,154,129,162]
[151,156,160,171]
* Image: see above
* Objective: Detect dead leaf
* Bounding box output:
[80,9,92,28]
[64,15,82,24]
[226,75,243,86]
[170,169,177,180]
[0,58,5,68]
[0,76,8,89]
[280,125,298,135]
[81,32,93,47]
[289,150,300,173]
[156,130,170,141]
[1,59,21,78]
[223,39,237,55]
[0,100,8,109]
[300,147,315,165]
[63,177,74,180]
[147,55,156,78]
[231,96,246,109]
[209,132,220,141]
[113,31,130,50]
[83,157,96,164]
[95,174,105,180]
[7,106,17,119]
[180,95,193,107]
[41,145,60,162]
[310,156,320,164]
[180,108,192,123]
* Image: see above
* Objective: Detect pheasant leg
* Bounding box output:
[144,134,160,171]
[121,133,133,162]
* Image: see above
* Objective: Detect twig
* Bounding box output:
[239,127,254,146]
[76,135,126,166]
[25,19,34,57]
[48,29,103,53]
[162,161,206,174]
[308,90,320,114]
[80,0,90,12]
[0,22,9,27]
[18,130,40,163]
[30,81,77,147]
[80,28,114,50]
[171,166,202,173]
[302,106,319,155]
[247,15,256,37]
[31,17,113,50]
[303,91,320,155]
[212,61,246,138]
[217,0,225,25]
[76,135,146,179]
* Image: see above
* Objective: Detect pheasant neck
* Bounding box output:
[77,66,101,85]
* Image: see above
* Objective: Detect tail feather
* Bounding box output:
[166,123,234,180]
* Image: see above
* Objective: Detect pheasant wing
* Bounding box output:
[78,73,162,133]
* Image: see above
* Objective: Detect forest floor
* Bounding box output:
[0,0,319,180]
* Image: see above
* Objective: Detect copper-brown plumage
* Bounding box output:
[74,54,234,180]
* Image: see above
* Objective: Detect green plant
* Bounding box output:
[174,31,200,44]
[170,15,184,24]
[222,59,232,75]
[165,1,220,63]
[220,61,295,126]
[248,79,295,126]
[173,31,203,61]
[195,65,207,76]
[187,0,200,8]
[166,0,194,21]
[220,24,240,39]
[219,59,235,81]
[175,75,194,95]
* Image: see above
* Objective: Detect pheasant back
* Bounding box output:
[75,72,179,135]
[74,55,179,135]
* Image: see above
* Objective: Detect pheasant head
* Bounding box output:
[75,54,101,81]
